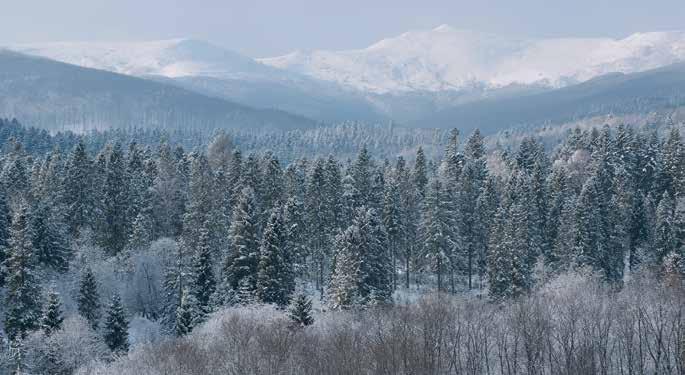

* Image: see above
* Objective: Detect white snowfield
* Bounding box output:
[9,25,685,94]
[260,25,685,93]
[9,38,283,81]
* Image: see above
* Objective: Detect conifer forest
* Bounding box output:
[0,117,683,374]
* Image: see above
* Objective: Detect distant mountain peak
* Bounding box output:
[7,38,280,80]
[260,27,685,93]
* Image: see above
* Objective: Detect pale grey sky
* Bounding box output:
[3,0,684,57]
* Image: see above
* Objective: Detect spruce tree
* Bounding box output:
[328,207,392,308]
[182,152,215,252]
[421,178,453,292]
[382,172,402,291]
[103,293,129,354]
[256,208,293,307]
[4,200,42,341]
[63,140,93,235]
[30,202,70,272]
[77,268,101,330]
[42,289,64,336]
[191,223,216,316]
[413,147,428,200]
[222,187,260,296]
[283,197,308,276]
[175,290,201,336]
[654,192,677,264]
[0,189,11,286]
[260,152,284,215]
[288,293,314,327]
[328,225,362,309]
[100,143,130,255]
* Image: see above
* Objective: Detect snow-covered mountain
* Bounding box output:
[8,27,685,126]
[10,38,285,81]
[260,25,685,93]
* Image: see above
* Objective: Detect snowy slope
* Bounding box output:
[9,38,285,81]
[260,25,685,93]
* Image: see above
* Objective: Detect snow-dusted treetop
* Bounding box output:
[8,25,685,94]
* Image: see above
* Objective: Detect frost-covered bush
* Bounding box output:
[80,271,685,375]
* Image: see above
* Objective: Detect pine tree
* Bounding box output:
[191,223,216,316]
[63,140,93,235]
[260,152,284,215]
[30,202,70,272]
[283,197,308,276]
[382,171,402,291]
[127,209,154,251]
[0,189,11,286]
[306,158,332,292]
[413,147,429,201]
[151,143,185,238]
[42,289,64,336]
[487,172,537,299]
[99,143,130,255]
[175,289,201,336]
[328,207,392,308]
[457,130,489,289]
[351,146,374,207]
[77,268,101,330]
[421,178,453,292]
[288,293,314,327]
[221,187,260,297]
[162,239,191,326]
[655,128,684,198]
[256,208,293,307]
[103,293,129,354]
[328,225,362,309]
[182,152,215,252]
[357,208,393,304]
[4,200,42,341]
[654,192,677,264]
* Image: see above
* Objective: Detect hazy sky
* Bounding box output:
[3,0,684,57]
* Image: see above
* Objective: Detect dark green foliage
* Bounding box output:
[42,290,64,336]
[4,200,42,341]
[222,187,260,297]
[288,293,314,327]
[191,223,216,315]
[103,293,129,353]
[175,290,201,336]
[77,268,101,330]
[256,208,294,306]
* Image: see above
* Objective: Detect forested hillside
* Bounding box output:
[0,119,683,374]
[0,51,317,133]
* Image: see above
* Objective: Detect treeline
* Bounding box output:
[0,118,448,163]
[0,120,684,372]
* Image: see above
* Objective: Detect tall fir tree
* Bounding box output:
[413,147,429,201]
[288,292,314,327]
[256,208,294,307]
[103,293,129,354]
[42,289,64,336]
[421,178,454,292]
[0,189,11,286]
[99,143,130,255]
[175,289,201,336]
[654,192,677,265]
[222,187,260,298]
[77,268,101,330]
[4,200,42,341]
[191,222,216,317]
[63,140,93,235]
[30,202,70,272]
